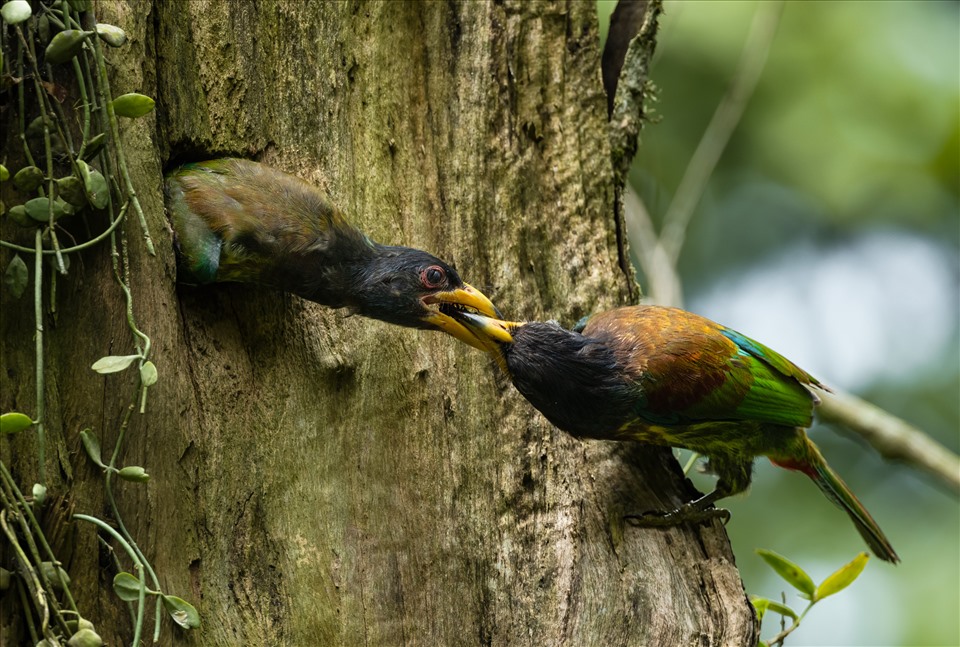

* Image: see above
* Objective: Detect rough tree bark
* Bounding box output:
[1,1,756,645]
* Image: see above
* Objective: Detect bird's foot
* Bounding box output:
[624,503,730,528]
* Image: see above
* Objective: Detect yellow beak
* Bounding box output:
[444,312,520,376]
[422,283,505,351]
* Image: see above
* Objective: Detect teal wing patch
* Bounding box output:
[712,327,820,427]
[572,314,594,333]
[165,178,222,284]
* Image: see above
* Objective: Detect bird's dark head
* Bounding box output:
[351,245,501,348]
[450,312,634,437]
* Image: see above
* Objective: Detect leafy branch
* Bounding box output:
[751,549,870,646]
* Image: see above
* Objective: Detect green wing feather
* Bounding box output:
[687,328,817,428]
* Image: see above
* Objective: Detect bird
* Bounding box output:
[451,305,899,563]
[164,158,500,348]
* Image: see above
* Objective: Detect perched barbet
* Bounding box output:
[452,305,899,563]
[165,158,499,348]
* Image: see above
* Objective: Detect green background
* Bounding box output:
[599,1,959,645]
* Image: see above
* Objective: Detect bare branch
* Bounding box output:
[659,0,784,264]
[622,185,683,307]
[819,391,960,496]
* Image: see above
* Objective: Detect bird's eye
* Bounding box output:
[421,265,446,289]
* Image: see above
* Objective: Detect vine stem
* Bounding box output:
[15,577,41,646]
[90,35,155,255]
[0,461,79,616]
[105,410,164,639]
[74,514,147,647]
[0,201,130,255]
[111,228,153,412]
[15,26,36,167]
[0,471,73,638]
[33,230,47,487]
[0,509,54,643]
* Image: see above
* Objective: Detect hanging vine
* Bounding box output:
[0,1,197,644]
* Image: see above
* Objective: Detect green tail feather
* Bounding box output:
[807,455,900,564]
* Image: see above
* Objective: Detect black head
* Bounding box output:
[350,245,500,347]
[452,313,635,438]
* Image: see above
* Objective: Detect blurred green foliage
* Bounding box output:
[599,1,959,645]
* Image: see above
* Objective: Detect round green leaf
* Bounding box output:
[32,483,47,505]
[111,93,155,119]
[14,166,45,192]
[162,594,201,629]
[3,255,29,299]
[112,571,142,602]
[45,30,94,65]
[25,197,66,223]
[79,429,105,467]
[26,116,53,140]
[24,197,49,221]
[815,552,869,602]
[7,205,33,227]
[91,354,139,374]
[95,23,127,47]
[140,360,158,386]
[40,562,71,590]
[0,0,32,25]
[0,164,9,181]
[83,168,109,209]
[756,549,816,598]
[67,628,104,647]
[57,176,88,207]
[118,466,150,483]
[81,133,107,160]
[1,411,33,435]
[37,14,50,44]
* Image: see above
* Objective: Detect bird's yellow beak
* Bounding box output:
[422,283,505,351]
[446,310,521,363]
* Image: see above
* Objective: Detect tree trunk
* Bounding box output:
[1,1,756,645]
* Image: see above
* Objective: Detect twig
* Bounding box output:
[658,0,784,264]
[622,184,682,307]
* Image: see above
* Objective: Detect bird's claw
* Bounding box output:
[624,504,730,528]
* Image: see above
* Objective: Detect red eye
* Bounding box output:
[421,265,446,288]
